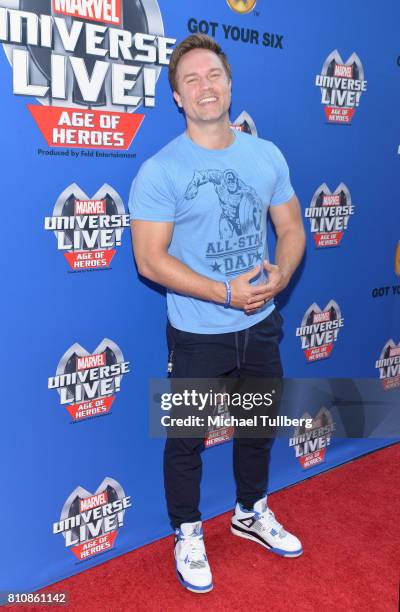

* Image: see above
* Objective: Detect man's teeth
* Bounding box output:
[199,97,217,105]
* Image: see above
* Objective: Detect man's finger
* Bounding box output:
[248,283,277,298]
[247,296,267,305]
[247,289,276,304]
[246,295,274,307]
[244,300,266,312]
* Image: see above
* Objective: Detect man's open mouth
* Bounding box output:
[198,96,218,105]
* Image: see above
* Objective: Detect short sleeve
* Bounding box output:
[269,144,295,206]
[128,158,176,222]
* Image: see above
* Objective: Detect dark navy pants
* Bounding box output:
[164,308,284,529]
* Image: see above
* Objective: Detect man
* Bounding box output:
[129,34,306,594]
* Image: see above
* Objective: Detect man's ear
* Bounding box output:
[173,90,182,108]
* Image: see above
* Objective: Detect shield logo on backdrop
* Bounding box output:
[57,477,129,559]
[317,50,365,123]
[299,300,342,362]
[55,338,125,405]
[292,407,335,469]
[231,111,258,137]
[226,0,257,14]
[52,183,126,253]
[204,387,234,448]
[376,339,400,390]
[308,183,354,248]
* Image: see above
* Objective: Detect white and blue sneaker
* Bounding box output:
[174,521,213,593]
[231,497,303,558]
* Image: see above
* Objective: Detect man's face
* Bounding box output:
[173,48,231,126]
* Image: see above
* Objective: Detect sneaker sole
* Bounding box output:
[176,569,213,593]
[231,523,303,558]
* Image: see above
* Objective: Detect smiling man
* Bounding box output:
[129,34,306,594]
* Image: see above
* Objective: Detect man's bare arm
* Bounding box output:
[269,193,306,285]
[245,194,306,311]
[131,220,264,311]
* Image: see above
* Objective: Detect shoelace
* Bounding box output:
[181,535,206,569]
[258,508,285,536]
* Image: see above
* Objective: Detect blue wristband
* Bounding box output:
[224,280,231,308]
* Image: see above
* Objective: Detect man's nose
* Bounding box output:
[198,75,214,90]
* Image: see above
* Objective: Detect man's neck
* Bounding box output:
[186,118,234,150]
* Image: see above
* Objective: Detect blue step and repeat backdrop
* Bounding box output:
[1,0,399,594]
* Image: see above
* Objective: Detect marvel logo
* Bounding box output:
[334,64,353,78]
[76,353,106,371]
[322,195,340,206]
[79,491,109,512]
[313,311,330,323]
[74,199,106,215]
[52,0,122,25]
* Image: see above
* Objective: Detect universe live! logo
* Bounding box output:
[53,477,131,561]
[296,301,344,362]
[0,1,176,149]
[48,339,130,421]
[375,339,400,390]
[44,183,129,271]
[305,183,355,248]
[204,395,234,448]
[315,50,367,124]
[289,407,335,469]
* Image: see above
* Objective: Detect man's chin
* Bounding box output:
[196,110,229,124]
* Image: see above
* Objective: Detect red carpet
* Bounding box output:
[14,444,400,612]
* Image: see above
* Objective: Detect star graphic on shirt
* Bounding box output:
[211,261,222,272]
[255,251,263,261]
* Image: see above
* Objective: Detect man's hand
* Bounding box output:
[229,262,286,312]
[229,266,262,310]
[243,260,288,313]
[230,260,287,314]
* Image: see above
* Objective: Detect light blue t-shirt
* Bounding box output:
[129,129,294,334]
